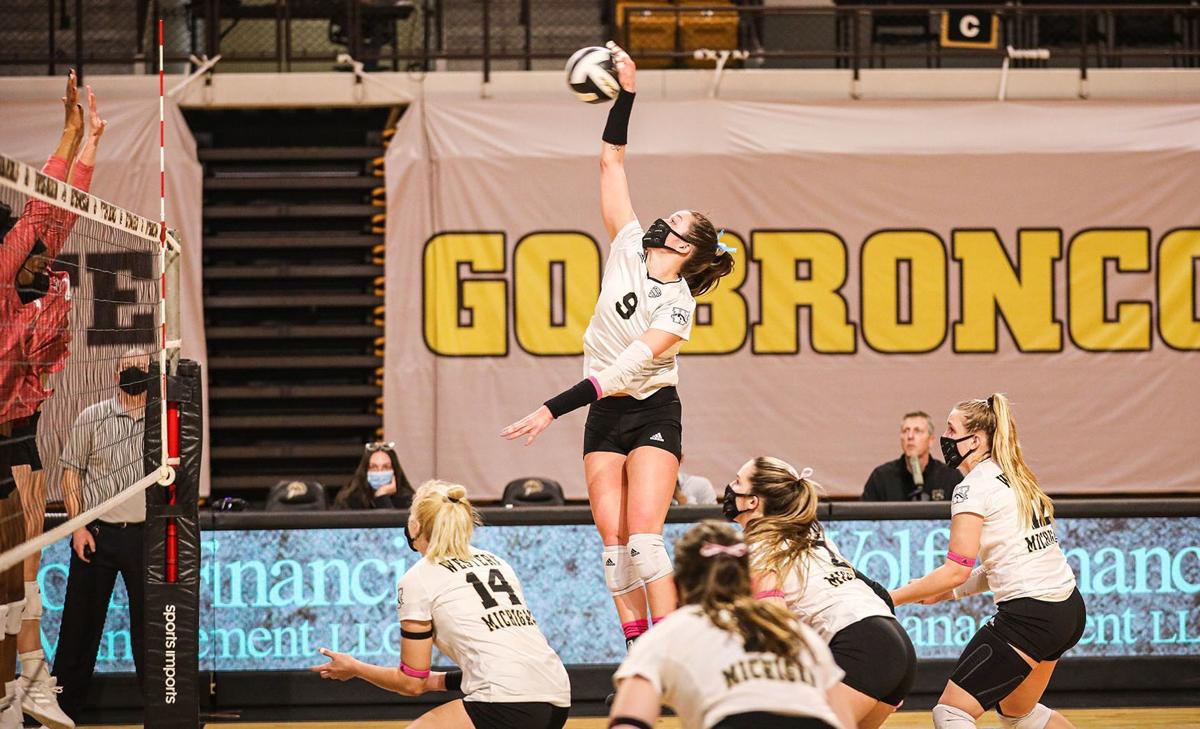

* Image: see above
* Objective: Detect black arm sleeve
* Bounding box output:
[544,379,599,419]
[444,671,463,692]
[602,89,636,145]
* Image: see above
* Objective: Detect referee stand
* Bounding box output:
[143,360,204,729]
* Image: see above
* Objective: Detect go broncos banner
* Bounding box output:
[384,99,1200,499]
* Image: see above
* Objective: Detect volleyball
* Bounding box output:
[566,46,619,104]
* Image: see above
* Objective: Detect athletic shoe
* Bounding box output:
[19,674,73,729]
[0,700,21,729]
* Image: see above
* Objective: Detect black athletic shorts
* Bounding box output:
[463,700,569,729]
[583,386,681,459]
[714,712,836,729]
[828,615,917,706]
[5,411,42,471]
[990,587,1087,662]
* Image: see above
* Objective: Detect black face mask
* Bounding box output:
[940,434,977,469]
[403,523,421,552]
[722,485,756,522]
[16,271,50,304]
[642,218,687,251]
[118,367,149,396]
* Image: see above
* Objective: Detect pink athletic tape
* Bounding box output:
[947,551,976,568]
[754,590,786,600]
[400,663,430,678]
[588,376,602,399]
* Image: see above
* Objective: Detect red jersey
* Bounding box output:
[0,155,93,424]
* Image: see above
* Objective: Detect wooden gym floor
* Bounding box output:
[85,707,1200,728]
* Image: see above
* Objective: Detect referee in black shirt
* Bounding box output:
[52,351,150,722]
[862,411,962,501]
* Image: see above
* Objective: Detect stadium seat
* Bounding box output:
[616,1,677,68]
[677,0,740,68]
[501,478,566,507]
[265,480,328,511]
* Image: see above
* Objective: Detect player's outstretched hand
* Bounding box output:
[86,85,106,141]
[606,41,636,93]
[311,647,358,681]
[62,70,79,128]
[500,405,554,446]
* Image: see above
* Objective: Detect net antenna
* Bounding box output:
[999,45,1051,101]
[0,152,182,574]
[693,48,750,98]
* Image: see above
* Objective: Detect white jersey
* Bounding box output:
[951,459,1077,604]
[613,605,844,729]
[397,547,571,706]
[582,219,696,399]
[762,533,896,642]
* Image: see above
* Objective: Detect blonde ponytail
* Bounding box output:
[412,480,481,562]
[956,394,1054,529]
[740,457,822,583]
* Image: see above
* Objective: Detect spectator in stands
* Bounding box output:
[862,411,962,502]
[672,455,716,506]
[54,350,151,723]
[333,441,414,510]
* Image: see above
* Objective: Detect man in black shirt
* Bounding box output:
[862,411,962,501]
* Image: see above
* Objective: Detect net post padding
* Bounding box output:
[142,360,202,728]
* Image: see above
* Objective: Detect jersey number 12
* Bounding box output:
[465,569,522,609]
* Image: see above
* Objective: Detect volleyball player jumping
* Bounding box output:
[311,480,571,729]
[725,457,916,729]
[501,42,736,648]
[608,521,855,729]
[890,394,1086,729]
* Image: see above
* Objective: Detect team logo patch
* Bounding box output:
[952,485,969,504]
[648,285,662,298]
[638,251,647,263]
[671,307,690,326]
[396,587,405,607]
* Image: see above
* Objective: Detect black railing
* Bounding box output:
[0,1,1196,79]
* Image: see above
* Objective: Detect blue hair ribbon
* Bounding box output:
[715,229,736,254]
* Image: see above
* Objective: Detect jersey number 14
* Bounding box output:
[465,569,523,609]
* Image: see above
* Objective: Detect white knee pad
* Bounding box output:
[603,545,641,596]
[628,533,673,584]
[21,582,41,622]
[3,600,23,636]
[933,704,978,729]
[999,703,1053,729]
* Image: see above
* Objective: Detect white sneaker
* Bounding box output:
[0,700,21,729]
[19,675,74,729]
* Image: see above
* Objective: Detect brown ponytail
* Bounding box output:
[678,211,735,296]
[955,394,1054,529]
[740,456,822,584]
[674,521,809,662]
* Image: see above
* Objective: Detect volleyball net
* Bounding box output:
[0,151,182,572]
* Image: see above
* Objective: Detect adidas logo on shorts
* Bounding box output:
[650,432,665,442]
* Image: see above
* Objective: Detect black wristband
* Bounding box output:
[444,670,463,692]
[610,718,653,729]
[401,627,434,640]
[544,378,600,419]
[602,89,636,146]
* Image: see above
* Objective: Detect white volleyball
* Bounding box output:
[566,46,620,104]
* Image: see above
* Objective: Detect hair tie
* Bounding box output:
[715,232,736,255]
[986,395,995,408]
[699,542,748,558]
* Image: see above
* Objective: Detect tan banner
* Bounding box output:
[385,99,1200,499]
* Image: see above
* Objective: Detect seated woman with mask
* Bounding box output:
[333,441,414,510]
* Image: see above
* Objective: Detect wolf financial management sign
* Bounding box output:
[30,517,1200,672]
